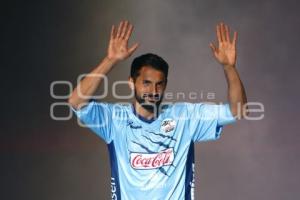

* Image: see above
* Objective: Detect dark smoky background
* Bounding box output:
[1,0,299,199]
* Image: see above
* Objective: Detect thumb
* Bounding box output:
[209,43,218,57]
[128,43,139,56]
[209,43,217,53]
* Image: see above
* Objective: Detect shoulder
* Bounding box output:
[78,99,131,115]
[162,101,205,109]
[161,102,222,117]
[161,102,202,115]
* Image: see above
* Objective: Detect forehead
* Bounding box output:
[137,66,165,81]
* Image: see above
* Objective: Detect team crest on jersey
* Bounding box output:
[160,118,176,133]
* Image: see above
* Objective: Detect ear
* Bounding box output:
[128,77,134,91]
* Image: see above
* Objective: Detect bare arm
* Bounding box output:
[210,22,248,118]
[68,20,139,110]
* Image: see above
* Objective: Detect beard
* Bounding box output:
[134,89,164,114]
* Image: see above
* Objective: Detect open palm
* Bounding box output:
[107,20,139,62]
[210,23,237,67]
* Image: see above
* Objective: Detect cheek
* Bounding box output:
[135,84,148,93]
[155,85,165,94]
[134,85,146,96]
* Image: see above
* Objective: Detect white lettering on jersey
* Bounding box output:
[190,163,195,200]
[130,148,174,169]
[111,177,117,199]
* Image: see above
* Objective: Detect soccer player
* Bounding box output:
[68,20,248,200]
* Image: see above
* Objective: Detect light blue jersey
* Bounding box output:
[72,100,236,200]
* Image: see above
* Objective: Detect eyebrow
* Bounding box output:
[143,80,165,84]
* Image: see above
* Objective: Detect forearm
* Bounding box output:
[223,65,248,118]
[68,57,117,110]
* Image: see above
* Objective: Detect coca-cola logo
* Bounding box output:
[130,148,174,169]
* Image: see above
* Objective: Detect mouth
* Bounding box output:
[143,94,161,101]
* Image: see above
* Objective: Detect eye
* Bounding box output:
[143,80,151,85]
[156,81,165,88]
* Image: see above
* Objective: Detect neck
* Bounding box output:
[133,100,158,120]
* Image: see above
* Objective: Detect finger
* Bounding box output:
[125,24,134,41]
[216,24,222,43]
[221,23,227,42]
[232,31,238,46]
[116,21,124,38]
[110,25,116,40]
[225,24,230,42]
[128,43,139,55]
[120,20,128,39]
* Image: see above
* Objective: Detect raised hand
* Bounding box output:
[210,22,237,67]
[107,20,139,62]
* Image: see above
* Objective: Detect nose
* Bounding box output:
[147,84,161,100]
[148,83,162,95]
[151,84,158,94]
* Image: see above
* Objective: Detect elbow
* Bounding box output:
[68,97,78,110]
[230,102,249,120]
[68,94,90,111]
[67,96,72,104]
[240,102,250,119]
[243,104,250,118]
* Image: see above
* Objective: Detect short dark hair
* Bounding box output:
[130,53,169,81]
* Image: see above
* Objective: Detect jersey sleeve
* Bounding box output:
[186,103,236,142]
[71,99,114,144]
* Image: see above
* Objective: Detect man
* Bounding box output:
[68,20,248,200]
